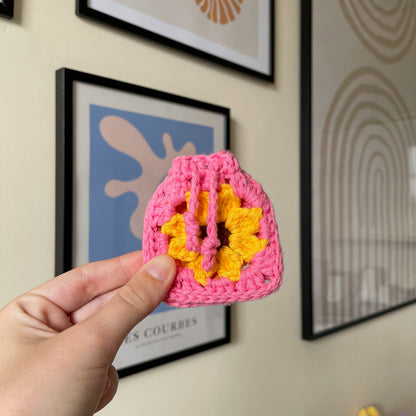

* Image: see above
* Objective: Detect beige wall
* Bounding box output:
[0,1,415,415]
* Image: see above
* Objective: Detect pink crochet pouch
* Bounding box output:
[143,151,283,307]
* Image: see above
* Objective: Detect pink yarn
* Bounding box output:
[143,151,284,307]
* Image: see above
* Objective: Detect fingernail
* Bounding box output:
[146,255,175,282]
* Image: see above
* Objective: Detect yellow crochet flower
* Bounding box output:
[161,184,268,286]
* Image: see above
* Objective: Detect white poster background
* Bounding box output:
[88,0,271,75]
[114,305,226,370]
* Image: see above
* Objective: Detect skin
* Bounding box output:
[0,251,176,416]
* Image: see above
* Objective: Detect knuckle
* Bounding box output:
[117,281,157,311]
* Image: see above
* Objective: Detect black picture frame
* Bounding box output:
[76,0,275,82]
[301,0,416,340]
[0,0,14,19]
[300,0,314,340]
[56,68,231,376]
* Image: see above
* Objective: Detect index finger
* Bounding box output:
[30,251,144,313]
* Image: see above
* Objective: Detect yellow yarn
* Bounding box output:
[161,184,268,286]
[358,406,381,416]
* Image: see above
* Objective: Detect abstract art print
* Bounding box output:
[301,0,416,339]
[76,0,274,81]
[56,68,230,375]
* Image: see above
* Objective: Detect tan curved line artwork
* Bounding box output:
[339,0,416,63]
[314,67,416,332]
[195,0,243,25]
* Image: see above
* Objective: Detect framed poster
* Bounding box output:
[55,68,230,376]
[301,0,416,340]
[76,0,274,82]
[0,0,14,19]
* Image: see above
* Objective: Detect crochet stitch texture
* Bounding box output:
[143,151,283,307]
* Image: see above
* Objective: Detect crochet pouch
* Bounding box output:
[143,151,283,307]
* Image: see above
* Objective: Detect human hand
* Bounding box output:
[0,251,176,416]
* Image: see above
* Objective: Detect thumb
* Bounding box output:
[77,255,176,358]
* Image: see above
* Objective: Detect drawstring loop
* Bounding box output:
[201,158,220,271]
